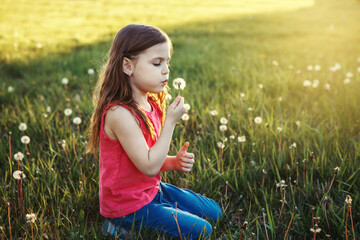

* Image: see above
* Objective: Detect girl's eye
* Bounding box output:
[153,63,161,66]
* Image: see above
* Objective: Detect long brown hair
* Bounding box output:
[86,24,173,156]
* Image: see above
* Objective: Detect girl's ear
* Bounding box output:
[122,57,133,76]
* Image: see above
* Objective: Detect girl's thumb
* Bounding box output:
[180,142,189,152]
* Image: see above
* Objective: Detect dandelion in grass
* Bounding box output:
[14,152,24,170]
[272,60,279,66]
[36,43,42,49]
[181,113,189,121]
[210,110,218,116]
[258,84,263,89]
[238,136,246,143]
[310,224,321,233]
[240,92,245,98]
[314,65,321,71]
[184,103,190,112]
[278,97,283,102]
[64,108,72,116]
[307,65,313,71]
[344,78,351,84]
[61,77,69,85]
[312,79,319,88]
[303,80,312,87]
[13,170,25,180]
[219,125,227,132]
[46,106,51,113]
[88,68,95,75]
[220,117,228,125]
[358,57,360,63]
[26,213,36,239]
[345,195,352,205]
[357,67,360,73]
[346,72,353,78]
[21,136,30,144]
[73,117,81,125]
[172,78,186,96]
[288,65,294,69]
[217,142,225,149]
[229,135,235,140]
[254,116,262,124]
[324,83,331,90]
[277,127,283,132]
[19,123,27,132]
[296,121,301,127]
[165,94,172,101]
[8,86,15,93]
[344,194,355,239]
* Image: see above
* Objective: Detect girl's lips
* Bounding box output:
[161,79,168,85]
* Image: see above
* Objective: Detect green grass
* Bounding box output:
[1,0,360,239]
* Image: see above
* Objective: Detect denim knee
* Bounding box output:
[207,202,222,223]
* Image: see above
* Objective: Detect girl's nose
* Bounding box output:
[162,64,169,75]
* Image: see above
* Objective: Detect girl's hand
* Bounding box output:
[175,142,194,172]
[166,96,186,125]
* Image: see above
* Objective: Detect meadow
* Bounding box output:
[0,0,360,239]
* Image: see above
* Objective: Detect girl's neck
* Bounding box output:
[132,90,151,112]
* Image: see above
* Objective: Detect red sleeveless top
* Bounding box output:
[99,99,163,218]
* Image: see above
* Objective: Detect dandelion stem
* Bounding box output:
[345,202,349,240]
[262,211,269,240]
[31,222,34,240]
[8,202,12,240]
[324,200,331,237]
[278,132,282,158]
[9,132,12,162]
[283,208,295,240]
[349,205,355,240]
[178,83,181,96]
[326,172,337,196]
[172,203,182,240]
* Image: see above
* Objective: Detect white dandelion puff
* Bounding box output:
[254,117,262,124]
[14,152,24,161]
[288,65,294,69]
[61,78,69,85]
[8,86,15,93]
[46,106,51,113]
[73,117,82,125]
[64,108,72,116]
[21,136,30,144]
[36,43,42,49]
[13,170,26,180]
[258,84,263,89]
[303,80,312,87]
[345,195,352,205]
[165,94,172,101]
[26,213,36,223]
[296,121,301,127]
[238,136,246,142]
[277,127,283,132]
[229,135,235,139]
[357,67,360,73]
[210,110,218,116]
[344,78,351,84]
[240,93,245,98]
[172,78,186,90]
[312,79,319,88]
[324,83,331,90]
[278,97,283,102]
[272,60,279,66]
[314,65,321,71]
[88,68,95,75]
[307,65,313,71]
[217,142,225,149]
[19,123,27,131]
[184,104,191,112]
[248,107,253,112]
[219,125,227,132]
[346,72,353,78]
[181,113,189,121]
[220,117,228,125]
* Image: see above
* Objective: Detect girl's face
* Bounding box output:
[128,42,171,94]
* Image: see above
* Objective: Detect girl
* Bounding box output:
[87,24,222,239]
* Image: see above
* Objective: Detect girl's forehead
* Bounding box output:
[141,42,171,59]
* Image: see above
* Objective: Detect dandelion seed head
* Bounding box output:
[258,84,263,89]
[296,121,301,127]
[26,213,36,223]
[172,78,186,90]
[64,108,72,116]
[14,152,24,161]
[307,65,313,71]
[46,106,51,113]
[61,78,69,85]
[165,94,172,101]
[8,86,15,93]
[334,167,340,174]
[248,107,254,112]
[217,142,225,149]
[344,78,351,84]
[88,68,95,75]
[181,113,189,121]
[36,43,42,49]
[220,117,228,125]
[345,195,352,205]
[19,123,27,131]
[288,65,294,69]
[277,127,283,132]
[13,170,26,180]
[184,103,191,112]
[219,125,227,132]
[237,136,246,143]
[254,116,262,124]
[346,72,353,78]
[43,113,48,118]
[73,117,82,125]
[240,93,245,98]
[229,135,235,139]
[303,80,312,87]
[210,110,218,116]
[314,65,321,71]
[324,83,331,90]
[272,60,279,66]
[312,79,319,88]
[21,136,30,144]
[278,97,283,102]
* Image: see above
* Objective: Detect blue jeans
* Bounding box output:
[107,182,222,239]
